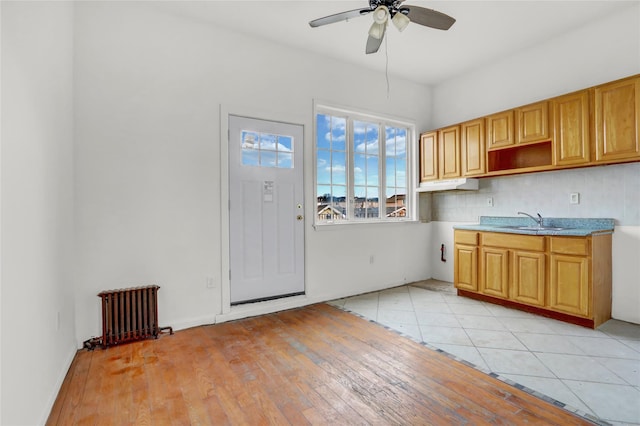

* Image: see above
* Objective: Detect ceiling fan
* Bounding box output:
[309,0,456,54]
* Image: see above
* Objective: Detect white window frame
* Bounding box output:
[313,102,417,226]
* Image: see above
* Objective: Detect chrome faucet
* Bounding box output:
[518,211,543,227]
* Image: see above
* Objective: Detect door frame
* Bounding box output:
[219,104,307,316]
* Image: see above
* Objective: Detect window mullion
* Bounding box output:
[347,117,355,221]
[379,123,385,220]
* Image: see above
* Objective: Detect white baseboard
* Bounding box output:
[215,294,323,323]
[39,345,77,425]
[166,314,218,332]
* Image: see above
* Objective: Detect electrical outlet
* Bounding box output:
[570,193,580,204]
[206,276,216,288]
[486,197,494,207]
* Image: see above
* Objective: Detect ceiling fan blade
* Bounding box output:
[404,6,456,30]
[309,8,372,28]
[365,29,386,54]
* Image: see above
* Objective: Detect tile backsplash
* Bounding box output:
[429,162,639,226]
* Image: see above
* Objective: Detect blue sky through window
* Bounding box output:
[316,111,410,221]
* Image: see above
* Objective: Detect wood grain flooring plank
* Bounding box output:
[46,350,91,425]
[201,394,230,425]
[288,305,591,425]
[276,307,464,425]
[313,304,591,425]
[47,303,595,426]
[299,306,507,423]
[291,310,481,425]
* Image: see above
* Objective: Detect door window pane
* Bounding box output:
[241,130,294,169]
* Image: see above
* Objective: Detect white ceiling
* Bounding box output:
[154,1,637,85]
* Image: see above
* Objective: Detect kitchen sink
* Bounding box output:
[503,226,571,231]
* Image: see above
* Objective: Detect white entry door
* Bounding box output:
[228,115,305,304]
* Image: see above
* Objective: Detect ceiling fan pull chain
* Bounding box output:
[385,35,390,99]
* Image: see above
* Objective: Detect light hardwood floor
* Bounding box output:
[47,303,593,425]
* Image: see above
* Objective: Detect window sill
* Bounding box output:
[312,219,422,231]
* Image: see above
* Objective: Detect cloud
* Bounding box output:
[385,135,406,156]
[326,164,346,173]
[325,131,345,143]
[355,140,379,153]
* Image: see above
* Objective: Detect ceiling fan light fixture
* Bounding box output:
[368,21,386,39]
[391,12,410,32]
[372,5,389,24]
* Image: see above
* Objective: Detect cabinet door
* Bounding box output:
[516,101,550,144]
[438,126,461,179]
[486,110,514,150]
[594,76,640,162]
[549,254,590,317]
[419,132,438,181]
[461,119,486,176]
[454,244,478,291]
[553,91,590,166]
[511,250,545,307]
[480,247,509,298]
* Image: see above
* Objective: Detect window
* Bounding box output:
[315,105,414,224]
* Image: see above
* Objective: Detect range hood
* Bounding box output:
[417,178,479,192]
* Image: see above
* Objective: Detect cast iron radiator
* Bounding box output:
[85,285,173,349]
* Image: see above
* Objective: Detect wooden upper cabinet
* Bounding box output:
[438,125,461,179]
[418,74,639,184]
[594,76,640,162]
[461,119,486,176]
[553,90,590,166]
[486,110,514,150]
[516,101,550,144]
[419,132,438,182]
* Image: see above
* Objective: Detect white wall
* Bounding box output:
[428,3,640,324]
[73,2,432,344]
[0,2,77,424]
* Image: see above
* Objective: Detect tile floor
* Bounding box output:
[329,279,640,425]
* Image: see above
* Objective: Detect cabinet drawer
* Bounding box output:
[482,232,545,251]
[455,230,478,246]
[550,237,589,256]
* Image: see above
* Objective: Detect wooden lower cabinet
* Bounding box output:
[454,244,478,291]
[549,254,589,316]
[454,230,612,328]
[454,230,478,291]
[480,247,509,298]
[511,250,546,307]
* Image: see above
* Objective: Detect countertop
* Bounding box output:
[454,216,615,236]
